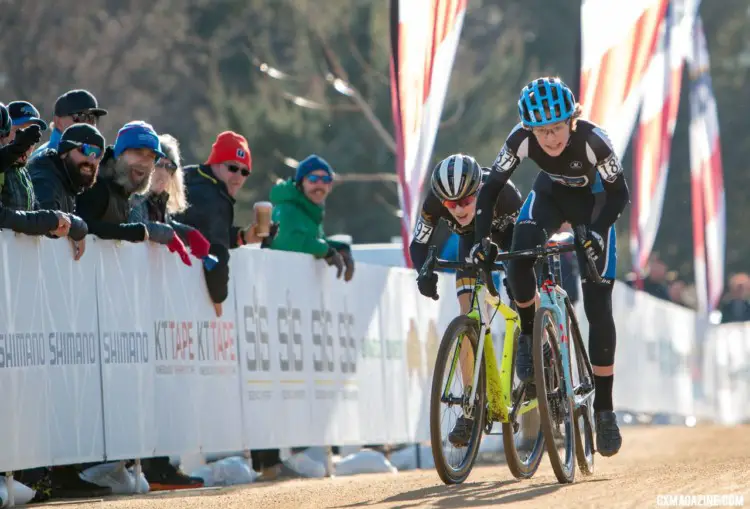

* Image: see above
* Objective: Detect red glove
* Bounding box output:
[186,229,211,259]
[167,233,192,267]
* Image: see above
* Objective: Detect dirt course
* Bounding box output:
[46,426,749,509]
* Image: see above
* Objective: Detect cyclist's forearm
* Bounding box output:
[409,240,429,270]
[474,174,508,242]
[592,177,630,233]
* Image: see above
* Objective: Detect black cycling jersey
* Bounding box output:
[475,119,629,242]
[410,170,522,271]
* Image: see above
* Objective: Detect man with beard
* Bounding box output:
[29,123,104,260]
[76,121,189,260]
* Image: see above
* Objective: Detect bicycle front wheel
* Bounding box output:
[533,307,576,484]
[430,315,487,485]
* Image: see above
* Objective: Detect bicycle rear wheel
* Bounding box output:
[533,307,576,484]
[430,315,487,484]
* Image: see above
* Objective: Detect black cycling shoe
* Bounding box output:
[515,334,534,382]
[595,410,623,457]
[448,416,473,447]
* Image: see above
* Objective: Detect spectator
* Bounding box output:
[719,273,750,323]
[172,131,268,317]
[29,123,106,260]
[268,154,354,281]
[0,101,47,211]
[0,103,73,240]
[76,121,175,248]
[128,134,211,267]
[642,255,671,301]
[31,89,106,158]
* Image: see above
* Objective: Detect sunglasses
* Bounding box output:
[443,194,476,209]
[75,143,103,159]
[306,174,333,184]
[226,164,251,177]
[156,159,178,173]
[71,112,98,125]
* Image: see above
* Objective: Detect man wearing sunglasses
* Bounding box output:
[31,89,107,160]
[175,131,269,318]
[28,123,105,259]
[268,154,355,282]
[409,153,523,447]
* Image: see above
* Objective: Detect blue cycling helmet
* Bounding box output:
[0,103,11,139]
[518,77,576,127]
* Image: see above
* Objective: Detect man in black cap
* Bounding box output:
[29,124,104,259]
[31,89,107,158]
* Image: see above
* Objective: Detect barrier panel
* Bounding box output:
[0,230,734,474]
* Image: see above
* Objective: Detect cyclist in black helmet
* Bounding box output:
[410,153,523,447]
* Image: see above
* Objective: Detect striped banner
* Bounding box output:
[389,0,467,267]
[630,0,698,276]
[688,16,725,313]
[579,0,669,160]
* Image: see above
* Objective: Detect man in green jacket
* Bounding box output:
[268,154,354,281]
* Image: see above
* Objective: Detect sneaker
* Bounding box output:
[448,416,474,447]
[49,466,112,499]
[595,410,623,457]
[515,334,534,382]
[144,460,204,491]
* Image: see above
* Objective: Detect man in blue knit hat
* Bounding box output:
[76,120,189,264]
[267,154,354,281]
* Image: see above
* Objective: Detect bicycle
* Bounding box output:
[423,227,598,485]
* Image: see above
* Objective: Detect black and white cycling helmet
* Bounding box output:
[0,103,11,139]
[430,154,482,202]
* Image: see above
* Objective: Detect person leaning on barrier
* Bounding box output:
[268,154,354,281]
[128,134,211,268]
[172,131,272,317]
[0,102,76,240]
[75,121,187,258]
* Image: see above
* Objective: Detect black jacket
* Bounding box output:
[27,149,88,240]
[172,164,243,304]
[75,147,148,242]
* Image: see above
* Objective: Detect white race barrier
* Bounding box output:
[0,229,725,474]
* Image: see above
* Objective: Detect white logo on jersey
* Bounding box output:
[570,160,583,170]
[493,147,518,172]
[412,217,434,244]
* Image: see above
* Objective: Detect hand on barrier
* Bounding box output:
[186,229,211,259]
[167,233,192,267]
[213,302,223,317]
[70,237,86,261]
[325,248,345,279]
[51,212,72,238]
[339,248,355,282]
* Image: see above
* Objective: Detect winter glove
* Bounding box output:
[186,229,211,259]
[167,233,192,267]
[576,225,604,261]
[11,124,42,154]
[470,238,499,266]
[339,248,355,282]
[324,247,345,279]
[417,272,439,300]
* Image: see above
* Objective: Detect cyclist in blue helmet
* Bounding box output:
[470,76,629,457]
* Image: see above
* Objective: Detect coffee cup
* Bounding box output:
[254,201,273,237]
